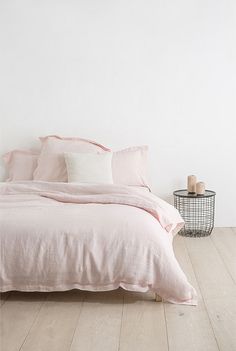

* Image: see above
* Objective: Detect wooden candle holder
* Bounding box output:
[196,182,205,195]
[187,175,197,194]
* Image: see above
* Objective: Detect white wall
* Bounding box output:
[0,0,235,226]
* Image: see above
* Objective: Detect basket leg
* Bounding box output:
[155,293,162,302]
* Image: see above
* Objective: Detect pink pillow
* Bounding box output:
[3,150,39,181]
[33,135,110,182]
[112,146,149,187]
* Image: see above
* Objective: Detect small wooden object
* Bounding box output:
[187,175,197,194]
[155,293,162,302]
[196,181,205,195]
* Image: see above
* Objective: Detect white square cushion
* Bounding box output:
[64,152,113,184]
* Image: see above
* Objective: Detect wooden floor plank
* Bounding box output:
[70,289,123,351]
[20,290,85,351]
[119,291,168,351]
[230,227,236,236]
[173,235,202,299]
[204,296,236,351]
[184,231,236,351]
[165,303,219,351]
[211,228,236,283]
[184,236,236,299]
[164,236,219,351]
[0,292,47,351]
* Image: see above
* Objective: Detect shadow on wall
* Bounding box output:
[161,195,173,205]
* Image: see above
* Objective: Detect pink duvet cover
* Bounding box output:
[0,181,197,305]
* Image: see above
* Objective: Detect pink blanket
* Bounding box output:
[0,181,197,305]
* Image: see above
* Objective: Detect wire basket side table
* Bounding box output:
[174,189,216,237]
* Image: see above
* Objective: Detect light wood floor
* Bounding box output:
[0,227,236,351]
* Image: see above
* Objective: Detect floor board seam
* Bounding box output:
[117,290,124,351]
[183,237,221,351]
[68,291,87,351]
[18,293,49,351]
[163,302,170,351]
[210,234,236,285]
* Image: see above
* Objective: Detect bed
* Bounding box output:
[0,136,197,305]
[0,181,197,305]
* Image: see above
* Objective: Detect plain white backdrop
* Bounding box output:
[0,0,235,226]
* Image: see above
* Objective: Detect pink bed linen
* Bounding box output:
[3,150,39,181]
[0,181,197,305]
[33,135,110,182]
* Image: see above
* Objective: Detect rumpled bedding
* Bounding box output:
[0,181,197,305]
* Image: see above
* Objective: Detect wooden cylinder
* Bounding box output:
[187,175,197,193]
[196,181,205,195]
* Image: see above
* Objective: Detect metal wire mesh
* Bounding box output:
[174,190,216,237]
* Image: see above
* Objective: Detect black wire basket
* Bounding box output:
[174,189,216,237]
